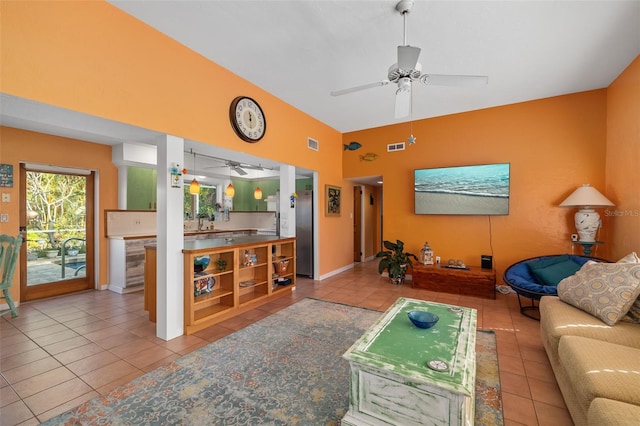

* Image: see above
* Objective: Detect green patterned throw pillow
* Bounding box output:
[557,261,640,326]
[618,252,640,323]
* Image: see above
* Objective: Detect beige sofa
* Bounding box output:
[540,296,640,425]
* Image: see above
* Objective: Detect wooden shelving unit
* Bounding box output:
[182,237,296,334]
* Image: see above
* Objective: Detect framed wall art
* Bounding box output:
[325,184,341,216]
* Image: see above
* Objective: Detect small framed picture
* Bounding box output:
[325,184,341,216]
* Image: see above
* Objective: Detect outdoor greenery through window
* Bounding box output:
[26,171,87,258]
[184,184,217,219]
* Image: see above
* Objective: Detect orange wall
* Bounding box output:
[606,55,640,260]
[0,0,354,281]
[0,127,119,301]
[343,90,609,278]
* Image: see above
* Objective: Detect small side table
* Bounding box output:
[573,241,603,256]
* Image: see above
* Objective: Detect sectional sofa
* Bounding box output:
[539,252,640,425]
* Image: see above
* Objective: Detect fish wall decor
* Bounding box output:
[359,152,379,162]
[344,141,362,151]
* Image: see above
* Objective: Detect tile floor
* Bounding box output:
[1,260,573,425]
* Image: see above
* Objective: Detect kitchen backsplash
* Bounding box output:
[106,210,276,237]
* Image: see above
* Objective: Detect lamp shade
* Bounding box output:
[559,184,614,207]
[559,184,614,243]
[189,179,200,195]
[254,187,263,200]
[225,183,235,197]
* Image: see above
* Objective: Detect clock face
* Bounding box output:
[229,96,266,143]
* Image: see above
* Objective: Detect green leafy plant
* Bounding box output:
[376,240,418,282]
[216,258,227,272]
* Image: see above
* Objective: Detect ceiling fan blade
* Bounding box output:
[233,166,248,176]
[330,80,390,97]
[420,74,488,87]
[394,86,412,119]
[398,45,421,71]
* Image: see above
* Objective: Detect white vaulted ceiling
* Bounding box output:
[108,0,640,133]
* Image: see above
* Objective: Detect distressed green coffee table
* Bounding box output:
[342,297,477,426]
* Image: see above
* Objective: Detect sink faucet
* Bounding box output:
[198,217,204,231]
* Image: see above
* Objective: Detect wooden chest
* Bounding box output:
[412,264,496,299]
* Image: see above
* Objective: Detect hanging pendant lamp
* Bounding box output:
[189,150,200,195]
[225,182,235,197]
[254,187,263,200]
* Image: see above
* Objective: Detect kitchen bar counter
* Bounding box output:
[145,236,296,332]
[107,229,271,294]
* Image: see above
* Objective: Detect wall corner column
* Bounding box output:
[155,135,184,340]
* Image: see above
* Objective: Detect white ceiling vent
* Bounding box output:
[307,137,319,151]
[387,142,405,152]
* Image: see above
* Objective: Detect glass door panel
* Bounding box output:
[21,167,94,301]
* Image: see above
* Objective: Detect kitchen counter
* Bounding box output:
[109,229,268,240]
[183,235,284,253]
[107,229,272,294]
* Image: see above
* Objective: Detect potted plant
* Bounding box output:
[216,257,227,272]
[376,239,418,285]
[43,241,60,258]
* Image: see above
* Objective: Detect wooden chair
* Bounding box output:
[0,234,23,318]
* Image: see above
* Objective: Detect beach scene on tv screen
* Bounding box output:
[415,163,510,215]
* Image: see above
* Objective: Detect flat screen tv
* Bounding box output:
[414,163,510,215]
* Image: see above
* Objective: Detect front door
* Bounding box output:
[20,165,95,301]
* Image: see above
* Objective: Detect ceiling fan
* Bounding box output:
[330,0,488,119]
[205,160,267,176]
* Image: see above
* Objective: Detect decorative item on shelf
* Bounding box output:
[194,273,215,296]
[243,250,254,266]
[216,258,227,272]
[273,256,289,274]
[194,255,210,273]
[275,277,292,286]
[420,241,434,265]
[290,192,298,208]
[376,239,418,285]
[559,184,615,242]
[188,150,200,195]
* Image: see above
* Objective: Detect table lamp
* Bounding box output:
[559,184,614,242]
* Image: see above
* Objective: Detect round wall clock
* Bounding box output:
[229,96,266,143]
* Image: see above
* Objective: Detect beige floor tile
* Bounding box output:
[0,400,35,425]
[66,351,120,376]
[23,378,92,415]
[2,357,62,384]
[12,366,76,399]
[80,359,140,389]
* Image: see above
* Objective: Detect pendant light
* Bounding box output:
[225,182,235,197]
[225,165,235,197]
[189,150,200,195]
[254,187,263,200]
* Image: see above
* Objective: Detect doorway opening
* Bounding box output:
[20,165,95,301]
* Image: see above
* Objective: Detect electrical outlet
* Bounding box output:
[0,213,8,222]
[1,193,9,202]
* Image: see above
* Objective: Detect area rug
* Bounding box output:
[44,298,503,425]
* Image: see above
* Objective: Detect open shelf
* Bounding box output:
[181,237,296,334]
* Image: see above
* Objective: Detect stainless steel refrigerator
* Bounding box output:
[295,190,313,278]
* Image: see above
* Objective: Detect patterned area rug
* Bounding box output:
[45,298,503,425]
